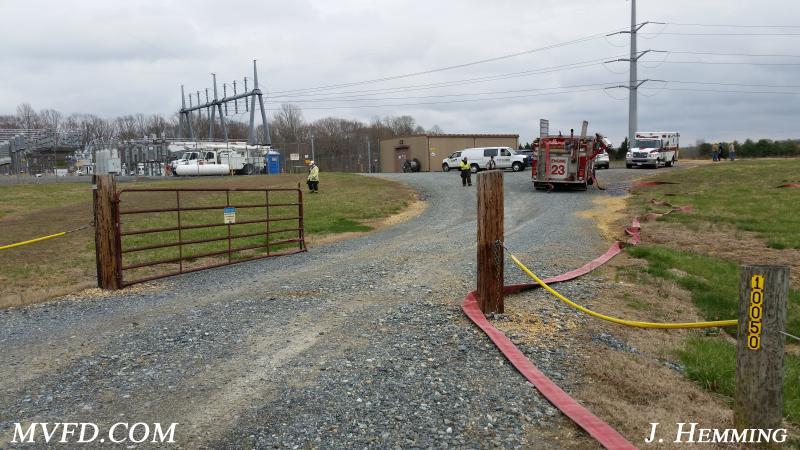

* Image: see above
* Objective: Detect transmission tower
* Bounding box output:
[178,60,272,146]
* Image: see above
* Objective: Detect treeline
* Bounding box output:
[694,139,800,158]
[610,137,800,160]
[2,102,444,171]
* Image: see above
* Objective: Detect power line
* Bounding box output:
[268,56,626,102]
[667,50,800,58]
[660,22,800,29]
[266,81,623,104]
[640,32,800,36]
[666,80,800,88]
[266,27,628,96]
[643,87,800,95]
[261,86,613,111]
[642,60,800,66]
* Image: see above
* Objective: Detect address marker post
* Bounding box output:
[734,265,789,430]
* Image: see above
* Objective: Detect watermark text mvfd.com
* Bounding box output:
[9,422,178,444]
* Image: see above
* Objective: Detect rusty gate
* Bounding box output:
[114,187,306,287]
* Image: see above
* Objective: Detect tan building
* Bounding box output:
[380,134,519,172]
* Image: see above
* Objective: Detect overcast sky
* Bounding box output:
[2,0,799,145]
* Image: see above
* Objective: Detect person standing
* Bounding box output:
[711,143,719,162]
[459,156,472,187]
[728,142,736,161]
[307,160,320,193]
[487,155,497,170]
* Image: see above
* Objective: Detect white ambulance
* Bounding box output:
[626,132,680,169]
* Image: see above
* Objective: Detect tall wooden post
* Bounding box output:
[93,174,120,290]
[477,170,504,314]
[734,265,788,430]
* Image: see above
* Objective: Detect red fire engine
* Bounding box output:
[531,119,609,190]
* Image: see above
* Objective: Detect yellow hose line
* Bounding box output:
[0,232,67,251]
[508,252,738,329]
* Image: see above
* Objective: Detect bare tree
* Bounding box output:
[146,114,168,138]
[0,115,19,128]
[272,103,306,143]
[115,115,139,140]
[134,113,148,138]
[16,103,39,129]
[428,124,444,135]
[386,115,416,136]
[39,109,63,132]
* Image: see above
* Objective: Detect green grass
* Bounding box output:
[627,245,800,423]
[0,173,416,304]
[0,183,90,220]
[676,336,800,423]
[631,159,800,248]
[626,245,800,337]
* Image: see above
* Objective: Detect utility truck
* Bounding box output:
[170,142,267,176]
[626,132,679,168]
[531,119,610,190]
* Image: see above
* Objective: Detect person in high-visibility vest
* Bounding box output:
[307,161,320,193]
[459,157,472,187]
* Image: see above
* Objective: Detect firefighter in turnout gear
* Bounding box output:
[459,157,472,187]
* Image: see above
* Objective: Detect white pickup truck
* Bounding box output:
[626,132,680,169]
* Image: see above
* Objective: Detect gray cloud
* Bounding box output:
[1,0,799,144]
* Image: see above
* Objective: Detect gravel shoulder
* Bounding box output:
[1,167,656,448]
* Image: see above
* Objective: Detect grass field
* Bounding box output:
[630,159,800,249]
[677,337,800,423]
[626,245,800,337]
[0,173,417,306]
[623,159,800,423]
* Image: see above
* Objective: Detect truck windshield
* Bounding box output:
[634,139,661,149]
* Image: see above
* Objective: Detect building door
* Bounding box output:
[394,146,409,172]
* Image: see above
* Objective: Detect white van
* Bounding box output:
[441,147,527,173]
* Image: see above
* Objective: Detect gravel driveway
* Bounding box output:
[0,167,655,448]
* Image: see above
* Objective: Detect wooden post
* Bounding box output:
[477,170,504,314]
[93,174,120,290]
[734,265,788,430]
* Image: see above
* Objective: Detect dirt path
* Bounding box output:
[0,167,658,448]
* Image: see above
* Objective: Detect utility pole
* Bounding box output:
[605,4,663,144]
[366,136,371,173]
[310,135,315,161]
[628,0,637,146]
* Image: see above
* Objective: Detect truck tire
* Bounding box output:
[470,164,480,173]
[666,157,676,167]
[442,163,450,172]
[512,162,523,172]
[240,164,255,175]
[626,163,633,169]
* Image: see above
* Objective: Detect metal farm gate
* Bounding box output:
[113,187,306,287]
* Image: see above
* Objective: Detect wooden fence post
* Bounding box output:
[477,170,504,314]
[734,265,788,430]
[93,174,120,290]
